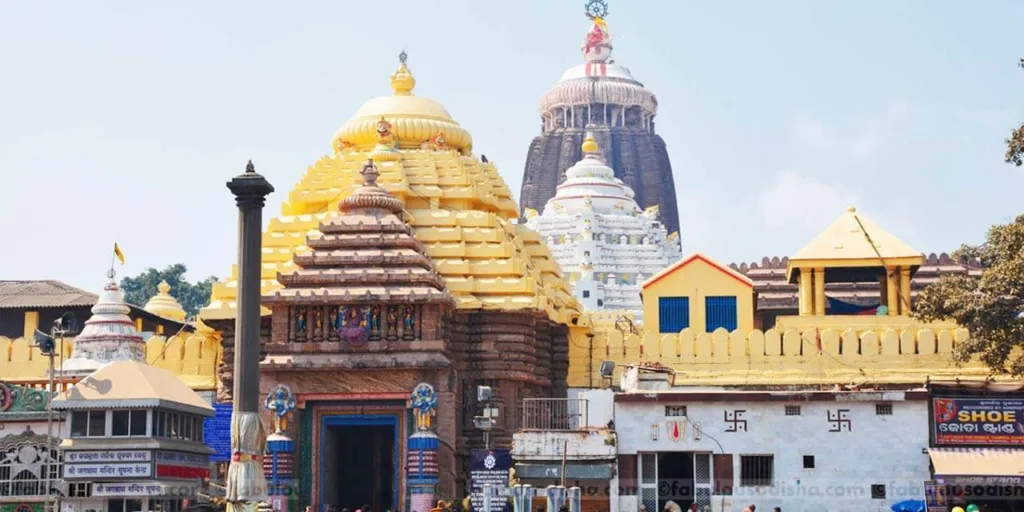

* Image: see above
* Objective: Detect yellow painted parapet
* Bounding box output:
[1,330,222,391]
[567,326,992,388]
[201,55,581,325]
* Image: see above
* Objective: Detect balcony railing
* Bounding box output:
[521,398,588,431]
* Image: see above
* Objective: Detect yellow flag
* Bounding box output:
[114,243,125,265]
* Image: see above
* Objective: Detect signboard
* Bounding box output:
[155,451,209,467]
[470,449,511,512]
[932,397,1024,446]
[204,402,233,461]
[65,450,151,464]
[64,462,152,479]
[923,480,948,512]
[92,482,197,497]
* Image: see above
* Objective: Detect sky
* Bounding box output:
[1,0,1022,294]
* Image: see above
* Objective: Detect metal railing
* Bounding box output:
[520,398,589,431]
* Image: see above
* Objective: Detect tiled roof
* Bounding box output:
[0,280,97,309]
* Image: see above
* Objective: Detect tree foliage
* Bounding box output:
[1004,58,1024,166]
[120,263,217,319]
[914,215,1024,375]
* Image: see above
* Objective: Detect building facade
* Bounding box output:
[200,54,586,512]
[519,4,681,236]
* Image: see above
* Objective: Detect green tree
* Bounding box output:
[120,263,217,319]
[1004,59,1024,166]
[914,215,1024,375]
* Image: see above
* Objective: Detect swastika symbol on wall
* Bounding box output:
[724,409,747,432]
[827,409,852,432]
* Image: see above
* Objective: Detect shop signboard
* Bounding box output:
[64,450,151,464]
[92,482,198,497]
[932,397,1024,446]
[470,449,511,512]
[204,402,233,462]
[64,462,152,479]
[154,450,211,480]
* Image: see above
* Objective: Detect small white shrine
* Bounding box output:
[526,133,680,324]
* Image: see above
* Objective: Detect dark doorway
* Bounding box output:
[657,452,694,511]
[322,423,395,512]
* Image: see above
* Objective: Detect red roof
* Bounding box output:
[643,253,754,290]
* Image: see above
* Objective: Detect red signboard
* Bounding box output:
[932,397,1024,446]
[156,464,210,480]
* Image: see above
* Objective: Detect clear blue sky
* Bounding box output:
[1,0,1021,293]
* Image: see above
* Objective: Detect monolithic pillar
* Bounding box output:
[813,268,826,316]
[226,160,274,512]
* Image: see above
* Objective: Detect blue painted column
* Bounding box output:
[408,383,440,512]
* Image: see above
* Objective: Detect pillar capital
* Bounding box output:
[227,160,275,207]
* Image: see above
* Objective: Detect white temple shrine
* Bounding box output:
[60,272,147,378]
[526,133,680,324]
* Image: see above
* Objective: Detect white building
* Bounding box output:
[514,368,933,512]
[53,360,214,512]
[525,134,680,324]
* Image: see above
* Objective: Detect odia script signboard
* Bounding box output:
[932,397,1024,446]
[63,450,153,480]
[470,449,511,512]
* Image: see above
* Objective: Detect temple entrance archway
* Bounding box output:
[320,415,399,512]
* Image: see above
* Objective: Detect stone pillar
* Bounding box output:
[813,268,826,316]
[899,266,912,315]
[226,160,274,512]
[886,267,899,316]
[798,270,812,316]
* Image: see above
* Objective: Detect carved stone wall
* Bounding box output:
[520,128,681,235]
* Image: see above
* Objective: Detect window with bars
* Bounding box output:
[876,403,893,415]
[739,455,774,487]
[659,297,690,333]
[785,405,801,416]
[665,405,687,417]
[705,296,738,332]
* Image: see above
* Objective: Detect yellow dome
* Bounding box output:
[332,52,473,153]
[581,132,599,153]
[144,280,187,322]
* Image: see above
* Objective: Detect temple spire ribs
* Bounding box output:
[225,160,274,512]
[520,2,681,236]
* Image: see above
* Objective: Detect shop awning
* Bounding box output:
[515,462,615,480]
[928,447,1024,483]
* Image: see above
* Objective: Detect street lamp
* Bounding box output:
[34,311,78,512]
[473,386,498,449]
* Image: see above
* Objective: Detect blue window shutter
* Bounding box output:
[658,297,690,333]
[705,296,738,332]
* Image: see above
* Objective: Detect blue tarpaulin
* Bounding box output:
[891,499,925,512]
[826,296,880,315]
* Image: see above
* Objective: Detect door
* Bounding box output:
[638,453,658,512]
[693,453,712,511]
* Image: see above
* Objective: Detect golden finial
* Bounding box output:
[581,131,599,153]
[847,205,857,213]
[391,49,416,95]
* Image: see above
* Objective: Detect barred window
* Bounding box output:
[876,403,893,416]
[785,405,801,416]
[739,455,773,487]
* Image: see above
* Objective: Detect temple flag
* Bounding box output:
[114,243,125,265]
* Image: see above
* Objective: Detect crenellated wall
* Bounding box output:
[0,331,221,391]
[568,325,981,388]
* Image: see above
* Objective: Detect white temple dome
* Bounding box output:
[62,275,146,377]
